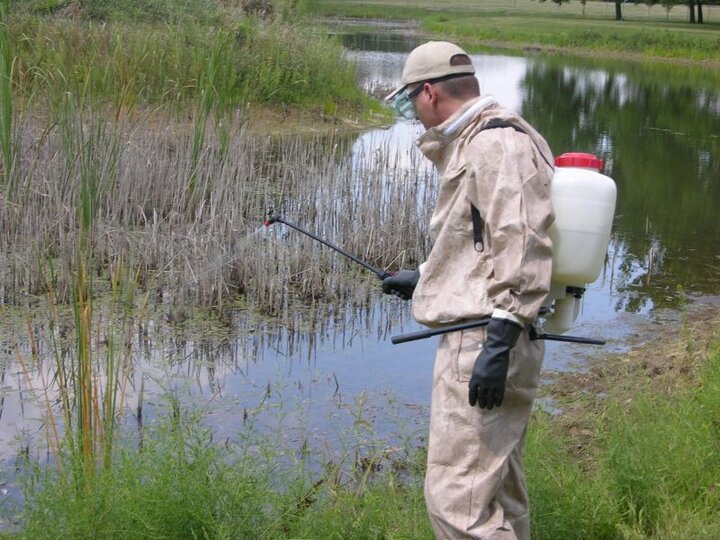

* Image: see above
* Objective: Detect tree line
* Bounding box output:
[540,0,718,22]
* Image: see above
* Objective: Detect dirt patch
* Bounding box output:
[547,297,719,395]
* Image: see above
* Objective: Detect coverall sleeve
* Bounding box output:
[465,129,554,322]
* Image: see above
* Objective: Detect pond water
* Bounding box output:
[1,29,719,501]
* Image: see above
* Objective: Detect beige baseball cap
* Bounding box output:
[385,41,475,102]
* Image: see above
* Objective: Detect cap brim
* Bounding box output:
[384,85,407,103]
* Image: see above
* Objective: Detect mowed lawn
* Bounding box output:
[305,0,720,60]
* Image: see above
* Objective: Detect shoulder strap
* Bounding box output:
[469,120,553,253]
[479,119,554,169]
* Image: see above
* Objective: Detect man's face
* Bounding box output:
[410,82,442,130]
[389,81,445,130]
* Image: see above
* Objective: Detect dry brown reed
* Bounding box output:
[1,105,434,320]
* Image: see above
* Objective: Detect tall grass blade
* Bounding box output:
[0,1,14,191]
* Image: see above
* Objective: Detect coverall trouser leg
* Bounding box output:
[424,326,543,540]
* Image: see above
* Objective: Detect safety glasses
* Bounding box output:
[390,83,425,120]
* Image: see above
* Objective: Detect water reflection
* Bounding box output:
[520,57,720,311]
[341,31,422,54]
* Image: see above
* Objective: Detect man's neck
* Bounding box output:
[435,96,474,126]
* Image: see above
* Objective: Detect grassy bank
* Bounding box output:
[2,1,382,119]
[301,0,720,63]
[5,308,719,538]
[525,308,720,538]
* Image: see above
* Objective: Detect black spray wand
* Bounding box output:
[264,210,392,280]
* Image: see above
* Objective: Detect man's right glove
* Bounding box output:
[382,270,420,300]
[468,317,523,410]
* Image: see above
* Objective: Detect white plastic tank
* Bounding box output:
[543,152,617,334]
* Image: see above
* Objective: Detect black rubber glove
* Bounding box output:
[382,270,420,300]
[469,317,524,410]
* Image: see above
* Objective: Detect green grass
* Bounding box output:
[16,0,225,25]
[14,415,279,539]
[423,14,720,60]
[6,323,720,538]
[301,0,720,61]
[9,403,434,539]
[4,1,374,115]
[525,325,720,538]
[0,3,15,188]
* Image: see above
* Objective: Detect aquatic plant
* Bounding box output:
[3,4,372,112]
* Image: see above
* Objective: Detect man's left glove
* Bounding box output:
[382,269,420,300]
[469,317,523,410]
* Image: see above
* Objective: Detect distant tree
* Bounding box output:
[662,0,675,20]
[639,0,709,21]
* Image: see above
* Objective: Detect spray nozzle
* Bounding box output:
[264,209,280,227]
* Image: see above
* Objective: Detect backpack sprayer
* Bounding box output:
[265,151,618,347]
[543,153,617,333]
[391,152,617,345]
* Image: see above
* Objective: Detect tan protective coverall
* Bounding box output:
[413,96,555,540]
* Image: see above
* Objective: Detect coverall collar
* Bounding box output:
[416,95,498,165]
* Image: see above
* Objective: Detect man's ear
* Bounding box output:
[423,83,437,105]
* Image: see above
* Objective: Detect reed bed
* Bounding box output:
[0,2,410,321]
[1,103,433,319]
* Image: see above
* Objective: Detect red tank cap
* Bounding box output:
[554,152,604,171]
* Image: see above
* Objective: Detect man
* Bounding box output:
[383,41,555,539]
